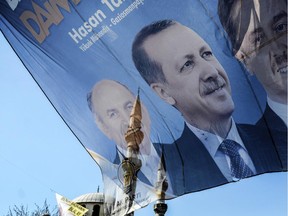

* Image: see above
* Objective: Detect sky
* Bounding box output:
[0,31,287,216]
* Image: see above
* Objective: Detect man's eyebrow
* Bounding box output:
[183,54,195,60]
[273,11,287,23]
[199,45,210,54]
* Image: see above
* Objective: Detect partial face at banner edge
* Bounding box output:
[235,0,287,103]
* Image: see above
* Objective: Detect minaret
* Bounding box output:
[154,158,168,216]
[125,92,144,154]
[120,91,143,216]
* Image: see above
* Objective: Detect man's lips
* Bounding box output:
[204,83,225,95]
[277,66,287,74]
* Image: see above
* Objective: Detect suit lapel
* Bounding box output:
[174,124,227,191]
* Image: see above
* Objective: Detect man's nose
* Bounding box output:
[119,112,130,130]
[269,39,287,65]
[201,62,219,81]
[120,120,129,135]
[274,51,287,65]
[268,33,287,53]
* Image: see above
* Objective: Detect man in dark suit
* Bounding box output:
[218,0,287,170]
[132,20,282,195]
[160,123,282,195]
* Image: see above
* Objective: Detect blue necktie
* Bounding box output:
[219,139,254,179]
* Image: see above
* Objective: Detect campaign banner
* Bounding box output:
[1,0,286,215]
[56,193,88,216]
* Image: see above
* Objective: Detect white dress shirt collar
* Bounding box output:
[185,119,256,181]
[186,119,246,157]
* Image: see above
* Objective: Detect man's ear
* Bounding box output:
[235,50,253,74]
[150,82,176,105]
[235,50,246,61]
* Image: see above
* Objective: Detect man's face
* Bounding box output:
[236,0,287,100]
[143,23,234,130]
[92,81,151,151]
